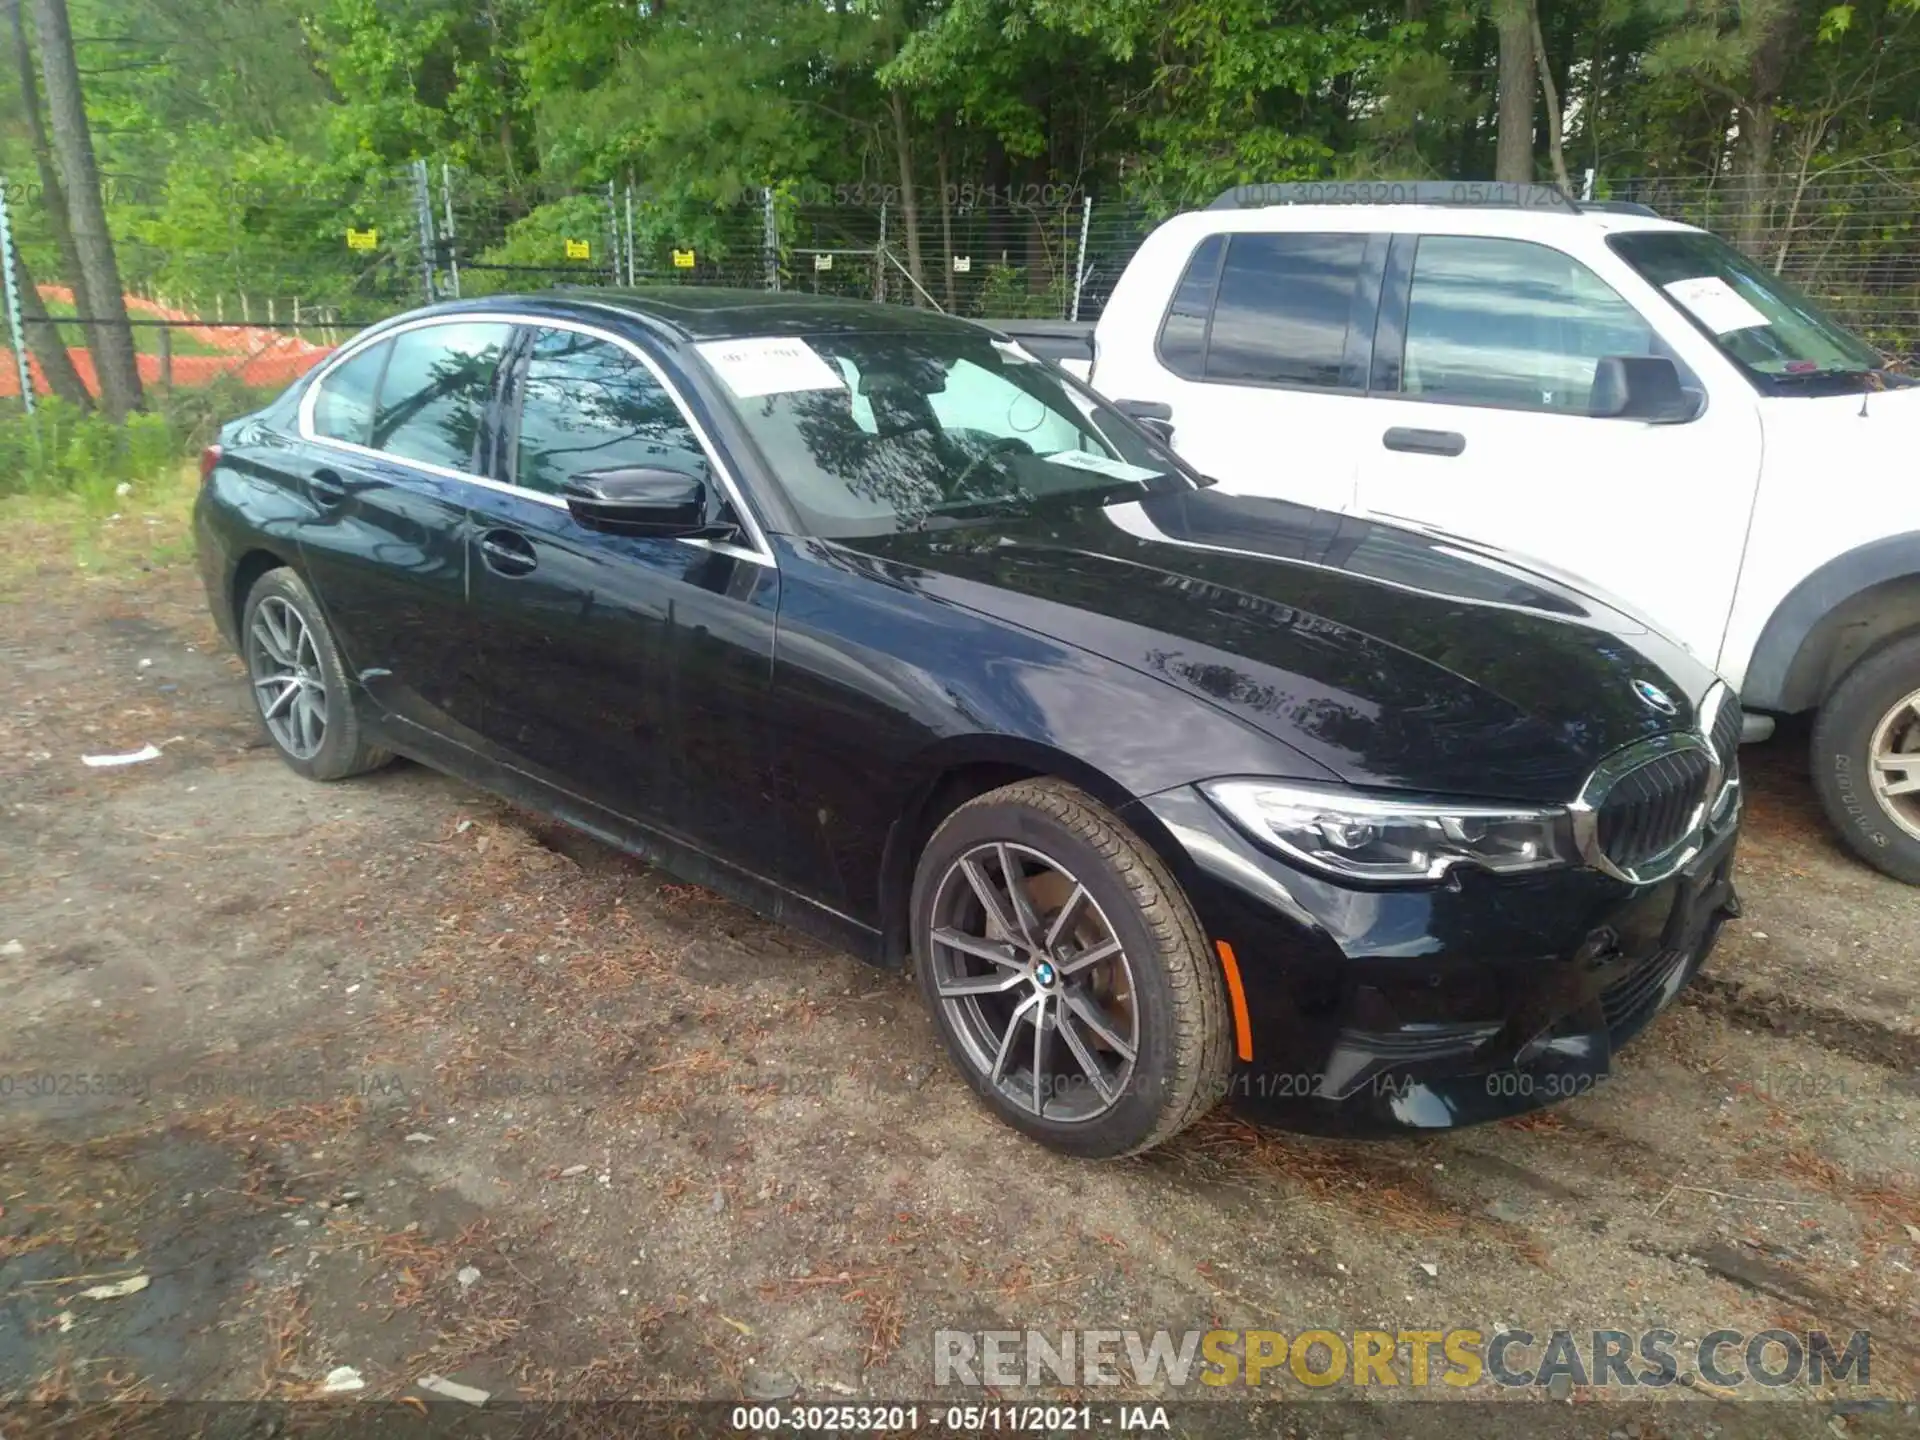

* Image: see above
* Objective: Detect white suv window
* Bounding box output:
[1402,236,1662,413]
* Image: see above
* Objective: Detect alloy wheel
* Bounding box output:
[927,841,1139,1122]
[247,595,328,761]
[1870,686,1920,842]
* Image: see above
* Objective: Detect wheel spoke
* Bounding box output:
[1042,882,1088,952]
[931,925,1023,970]
[295,690,324,753]
[960,856,1021,947]
[935,968,1028,998]
[1064,989,1135,1062]
[996,843,1044,947]
[1031,995,1048,1115]
[266,601,297,663]
[1056,1004,1118,1103]
[261,678,300,720]
[252,615,292,666]
[1056,936,1123,976]
[1884,774,1920,797]
[988,992,1040,1085]
[1873,750,1920,771]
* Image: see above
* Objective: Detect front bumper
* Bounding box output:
[1129,786,1740,1137]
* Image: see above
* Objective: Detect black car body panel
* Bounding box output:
[194,287,1740,1138]
[836,489,1707,801]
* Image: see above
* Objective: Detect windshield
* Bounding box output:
[1610,230,1895,385]
[694,330,1188,537]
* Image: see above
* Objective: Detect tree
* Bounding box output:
[29,0,140,417]
[2,0,88,406]
[1493,0,1536,182]
[8,248,92,407]
[1530,0,1575,192]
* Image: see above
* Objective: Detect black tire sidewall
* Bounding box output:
[1813,637,1920,885]
[909,797,1189,1158]
[240,569,364,783]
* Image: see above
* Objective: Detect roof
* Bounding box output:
[551,286,988,342]
[1153,204,1701,242]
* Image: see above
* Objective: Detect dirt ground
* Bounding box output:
[3,481,1919,1435]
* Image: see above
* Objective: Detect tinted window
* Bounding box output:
[513,329,707,495]
[311,339,389,446]
[371,322,512,470]
[1205,233,1366,388]
[1403,237,1661,412]
[1157,234,1224,376]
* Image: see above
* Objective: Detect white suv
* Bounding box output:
[1032,182,1920,883]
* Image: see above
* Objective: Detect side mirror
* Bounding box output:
[560,467,732,539]
[1590,356,1697,423]
[1115,397,1175,445]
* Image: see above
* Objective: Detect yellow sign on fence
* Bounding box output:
[346,228,378,251]
[564,238,591,260]
[672,249,696,269]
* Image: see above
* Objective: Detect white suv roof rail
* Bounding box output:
[1207,180,1648,217]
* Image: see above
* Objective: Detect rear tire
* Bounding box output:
[908,779,1231,1158]
[1812,632,1920,884]
[240,568,391,783]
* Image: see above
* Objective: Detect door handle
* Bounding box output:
[308,467,347,507]
[1382,427,1466,457]
[478,528,537,577]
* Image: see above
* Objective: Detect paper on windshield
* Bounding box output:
[1663,277,1769,334]
[695,337,846,399]
[1045,450,1162,483]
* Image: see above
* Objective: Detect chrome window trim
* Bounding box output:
[295,310,777,569]
[1569,680,1737,885]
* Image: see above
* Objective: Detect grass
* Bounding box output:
[0,457,201,599]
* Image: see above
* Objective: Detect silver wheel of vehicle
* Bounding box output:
[1870,686,1920,842]
[927,841,1138,1123]
[246,594,328,761]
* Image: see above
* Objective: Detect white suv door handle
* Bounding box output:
[1383,427,1466,457]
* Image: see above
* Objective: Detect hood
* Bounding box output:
[834,488,1719,802]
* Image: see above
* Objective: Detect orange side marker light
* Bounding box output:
[1213,940,1254,1062]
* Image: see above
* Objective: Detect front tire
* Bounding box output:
[240,568,390,783]
[1812,632,1920,884]
[908,779,1231,1158]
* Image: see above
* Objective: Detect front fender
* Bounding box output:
[1743,532,1920,712]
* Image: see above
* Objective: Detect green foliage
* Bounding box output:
[0,380,272,502]
[973,262,1066,318]
[3,0,1919,344]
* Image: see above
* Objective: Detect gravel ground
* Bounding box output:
[2,488,1917,1435]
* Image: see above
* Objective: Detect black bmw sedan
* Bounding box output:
[194,288,1741,1157]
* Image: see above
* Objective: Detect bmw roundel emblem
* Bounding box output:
[1632,679,1678,716]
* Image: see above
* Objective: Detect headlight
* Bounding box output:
[1200,779,1572,884]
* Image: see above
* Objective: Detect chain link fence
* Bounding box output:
[4,164,1919,408]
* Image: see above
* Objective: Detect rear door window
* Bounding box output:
[1204,233,1370,388]
[310,339,389,446]
[370,322,514,472]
